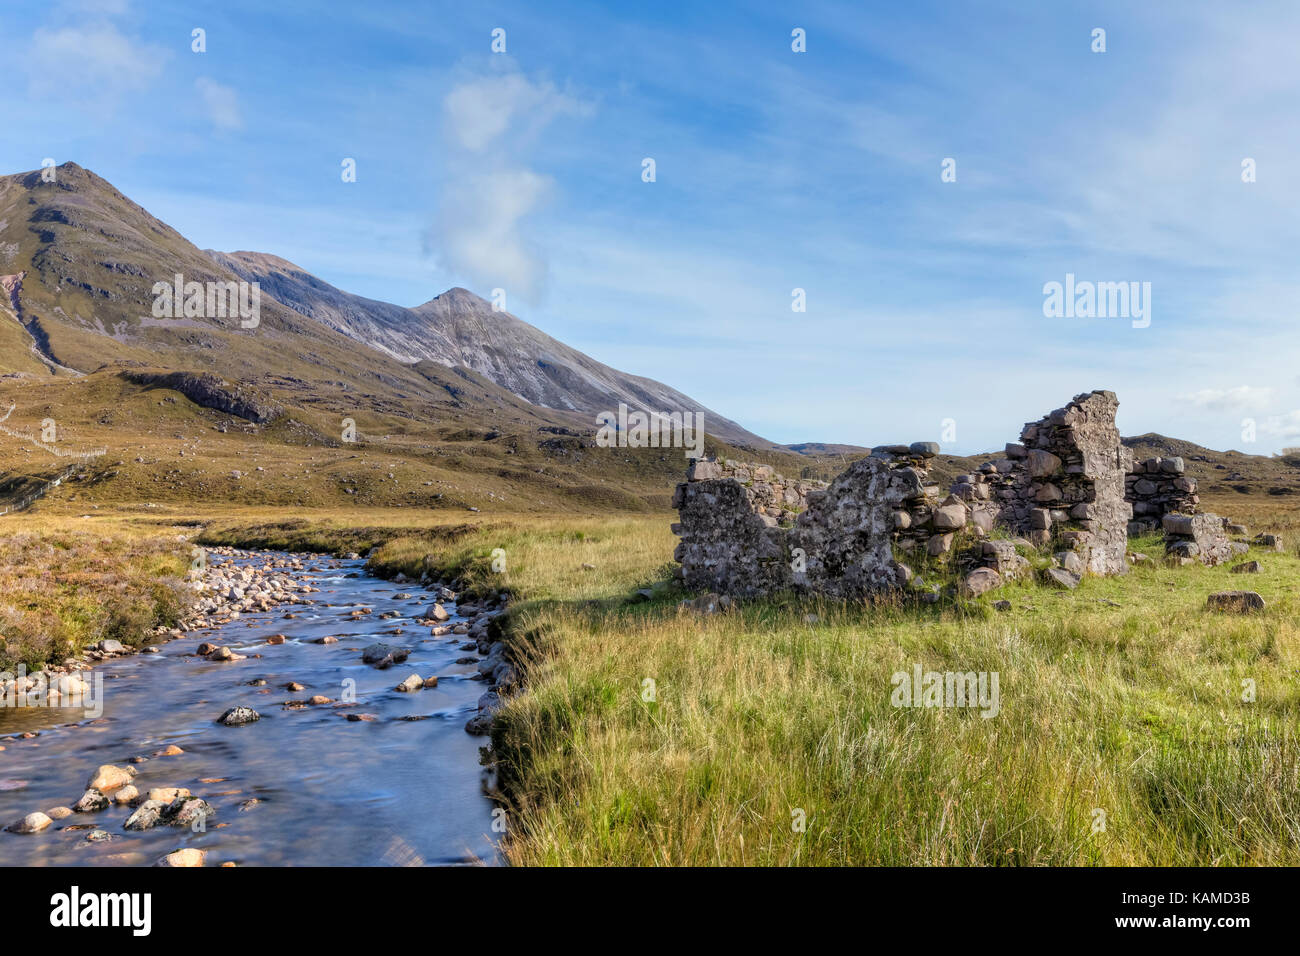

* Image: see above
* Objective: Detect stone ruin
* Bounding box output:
[1161,513,1244,566]
[673,445,939,598]
[673,390,1137,600]
[672,389,1281,599]
[1126,456,1199,534]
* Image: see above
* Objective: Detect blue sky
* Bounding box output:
[4,0,1300,454]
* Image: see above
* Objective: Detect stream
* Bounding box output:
[0,552,501,866]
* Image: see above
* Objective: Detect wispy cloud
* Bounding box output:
[195,78,243,132]
[443,72,587,152]
[27,20,165,107]
[1179,386,1276,412]
[428,68,590,304]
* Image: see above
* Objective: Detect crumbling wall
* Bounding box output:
[674,391,1134,599]
[673,444,938,598]
[1126,456,1198,534]
[790,446,937,598]
[673,472,794,596]
[1162,513,1247,566]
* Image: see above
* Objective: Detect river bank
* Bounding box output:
[0,549,506,865]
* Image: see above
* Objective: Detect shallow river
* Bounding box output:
[0,553,500,866]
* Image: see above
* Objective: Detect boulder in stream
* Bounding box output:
[156,848,206,867]
[73,788,110,813]
[361,643,409,668]
[217,706,260,726]
[87,764,135,792]
[5,811,52,834]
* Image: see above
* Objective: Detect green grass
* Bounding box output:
[365,514,1300,866]
[7,503,1300,865]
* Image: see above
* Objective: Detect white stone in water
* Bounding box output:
[6,812,52,834]
[395,674,424,692]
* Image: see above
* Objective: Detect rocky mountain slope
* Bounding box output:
[206,250,773,448]
[0,160,771,454]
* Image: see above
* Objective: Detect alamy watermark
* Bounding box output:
[1042,273,1150,328]
[1,665,104,718]
[596,403,704,459]
[152,274,260,328]
[890,664,1000,718]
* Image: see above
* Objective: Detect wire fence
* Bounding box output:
[0,463,86,517]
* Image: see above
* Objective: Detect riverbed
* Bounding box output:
[0,552,500,866]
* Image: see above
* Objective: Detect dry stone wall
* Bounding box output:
[673,391,1139,601]
[673,444,939,598]
[1126,456,1198,534]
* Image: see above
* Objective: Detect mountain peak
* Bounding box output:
[213,250,311,275]
[0,160,779,450]
[419,287,491,311]
[7,161,128,204]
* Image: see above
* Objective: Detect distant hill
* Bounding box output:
[784,442,872,457]
[1122,433,1300,499]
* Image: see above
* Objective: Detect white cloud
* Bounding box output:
[433,169,552,301]
[1178,385,1276,411]
[28,22,165,104]
[443,73,586,152]
[195,78,243,131]
[429,70,590,304]
[1257,411,1300,443]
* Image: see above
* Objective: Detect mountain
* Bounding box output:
[0,161,773,450]
[0,164,440,400]
[205,250,774,448]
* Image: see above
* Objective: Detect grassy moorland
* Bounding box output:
[361,506,1300,867]
[0,516,188,670]
[4,465,1300,864]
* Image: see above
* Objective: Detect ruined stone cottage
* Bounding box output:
[673,390,1139,599]
[673,444,939,597]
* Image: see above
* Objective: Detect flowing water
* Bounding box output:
[0,552,500,866]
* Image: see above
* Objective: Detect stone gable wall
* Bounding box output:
[999,390,1132,575]
[947,391,1132,577]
